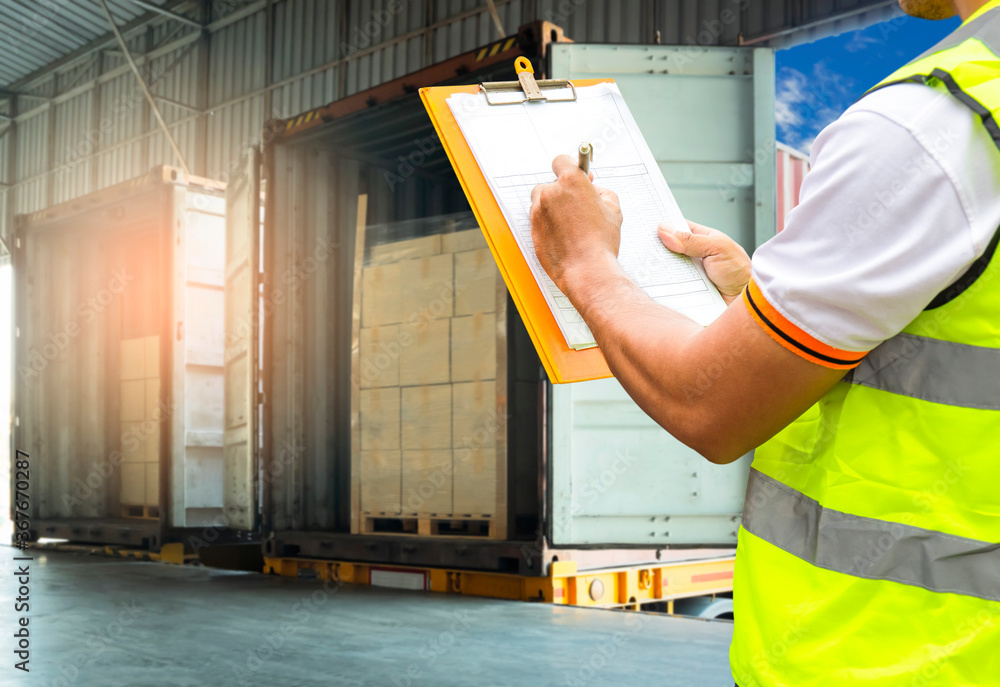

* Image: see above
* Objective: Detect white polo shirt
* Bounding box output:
[746,82,1000,369]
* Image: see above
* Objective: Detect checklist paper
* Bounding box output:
[448,82,728,349]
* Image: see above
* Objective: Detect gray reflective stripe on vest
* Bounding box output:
[849,332,1000,411]
[914,5,1000,62]
[742,469,1000,603]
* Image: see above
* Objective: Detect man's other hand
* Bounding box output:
[659,221,751,305]
[530,155,624,297]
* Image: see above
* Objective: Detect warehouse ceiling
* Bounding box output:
[0,0,257,91]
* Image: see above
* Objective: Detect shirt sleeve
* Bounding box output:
[747,92,987,370]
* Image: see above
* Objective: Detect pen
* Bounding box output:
[578,142,593,176]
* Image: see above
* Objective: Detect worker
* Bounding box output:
[529,0,1000,685]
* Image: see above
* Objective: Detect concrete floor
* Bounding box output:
[1,549,734,686]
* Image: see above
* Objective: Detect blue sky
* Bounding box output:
[776,11,961,152]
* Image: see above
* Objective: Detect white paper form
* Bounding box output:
[447,82,727,349]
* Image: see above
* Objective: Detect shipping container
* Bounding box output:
[777,142,810,232]
[227,27,776,577]
[12,166,257,551]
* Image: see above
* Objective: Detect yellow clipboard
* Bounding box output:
[420,60,615,384]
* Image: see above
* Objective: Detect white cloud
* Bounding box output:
[775,62,856,153]
[844,31,881,53]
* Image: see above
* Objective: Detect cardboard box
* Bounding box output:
[442,229,487,253]
[120,422,145,463]
[452,381,497,449]
[451,312,496,383]
[120,338,145,381]
[454,249,498,316]
[401,385,451,450]
[370,234,441,264]
[360,325,401,389]
[145,377,160,419]
[120,380,145,423]
[400,254,453,322]
[121,463,146,505]
[145,421,161,463]
[360,450,401,514]
[360,387,401,450]
[145,463,159,507]
[361,262,403,326]
[401,450,452,514]
[453,447,496,516]
[399,319,450,387]
[144,335,159,378]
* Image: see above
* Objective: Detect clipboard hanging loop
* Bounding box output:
[480,57,577,106]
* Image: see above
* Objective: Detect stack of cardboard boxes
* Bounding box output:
[119,336,161,517]
[357,228,502,532]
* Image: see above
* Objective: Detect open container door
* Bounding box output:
[546,44,776,547]
[223,148,261,531]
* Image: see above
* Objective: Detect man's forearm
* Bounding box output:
[530,159,846,463]
[565,253,714,443]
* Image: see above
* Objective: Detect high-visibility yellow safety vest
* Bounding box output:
[731,3,1000,685]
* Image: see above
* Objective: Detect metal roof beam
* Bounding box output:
[152,95,202,114]
[97,0,192,176]
[740,0,896,45]
[0,89,49,103]
[125,0,205,29]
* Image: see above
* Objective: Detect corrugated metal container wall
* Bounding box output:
[271,0,342,115]
[96,70,149,189]
[51,91,95,205]
[346,0,429,96]
[49,57,102,206]
[146,40,202,175]
[776,142,809,232]
[264,148,361,533]
[14,111,49,216]
[207,13,266,183]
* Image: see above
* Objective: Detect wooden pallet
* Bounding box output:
[120,504,159,520]
[360,513,500,538]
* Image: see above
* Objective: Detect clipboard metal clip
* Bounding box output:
[480,57,577,106]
